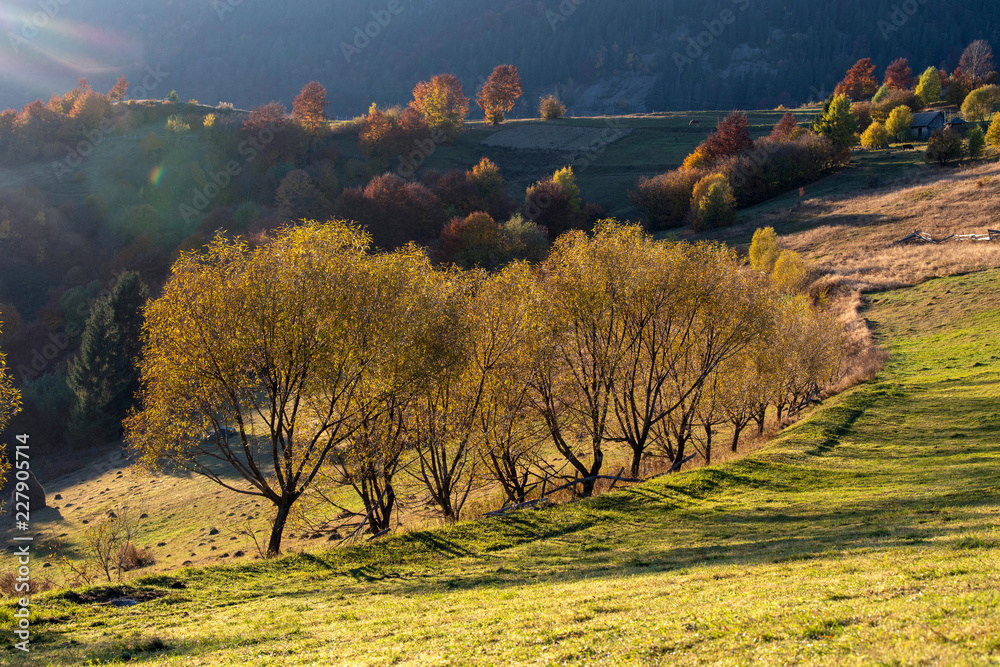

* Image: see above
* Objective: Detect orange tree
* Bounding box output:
[477,65,523,125]
[126,221,419,557]
[835,58,879,100]
[411,73,469,140]
[292,81,329,133]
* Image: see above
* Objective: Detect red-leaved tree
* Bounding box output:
[702,111,754,160]
[292,81,329,133]
[835,58,879,100]
[884,58,914,90]
[477,65,523,125]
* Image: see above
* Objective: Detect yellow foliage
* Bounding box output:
[749,227,780,273]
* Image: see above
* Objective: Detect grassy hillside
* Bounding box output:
[7,268,1000,665]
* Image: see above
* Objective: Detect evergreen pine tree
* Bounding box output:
[67,272,148,446]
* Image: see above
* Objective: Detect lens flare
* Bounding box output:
[149,165,164,187]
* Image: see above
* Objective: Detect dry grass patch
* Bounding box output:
[766,161,1000,292]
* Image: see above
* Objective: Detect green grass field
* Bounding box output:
[7,268,1000,665]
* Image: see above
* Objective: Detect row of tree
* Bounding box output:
[126,220,844,556]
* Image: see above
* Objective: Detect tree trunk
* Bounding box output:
[579,448,604,498]
[753,405,767,435]
[730,425,743,453]
[704,424,713,466]
[630,446,643,479]
[367,483,395,534]
[267,502,292,558]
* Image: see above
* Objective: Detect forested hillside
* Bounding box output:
[2,0,998,115]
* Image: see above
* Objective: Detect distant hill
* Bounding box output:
[1,0,998,116]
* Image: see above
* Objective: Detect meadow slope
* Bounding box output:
[4,268,1000,665]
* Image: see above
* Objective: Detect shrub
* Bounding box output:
[435,212,506,269]
[749,227,780,273]
[628,168,707,229]
[0,572,52,597]
[720,134,843,208]
[967,125,986,159]
[336,173,446,248]
[926,130,965,164]
[690,173,736,232]
[523,178,585,239]
[424,169,488,217]
[468,157,510,220]
[539,95,566,119]
[164,114,190,134]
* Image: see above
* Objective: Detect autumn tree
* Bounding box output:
[359,103,392,158]
[108,76,129,102]
[986,115,1000,150]
[770,111,800,140]
[600,230,771,477]
[126,222,417,557]
[321,249,440,534]
[835,58,879,100]
[885,105,913,142]
[411,74,469,140]
[405,269,489,522]
[436,213,507,270]
[958,40,996,89]
[860,121,890,150]
[884,58,914,90]
[477,65,523,125]
[523,166,587,239]
[915,67,942,106]
[527,223,635,496]
[961,85,1000,123]
[292,81,329,133]
[242,101,300,167]
[336,173,446,248]
[701,111,753,160]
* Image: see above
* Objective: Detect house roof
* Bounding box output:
[911,111,945,127]
[946,116,967,124]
